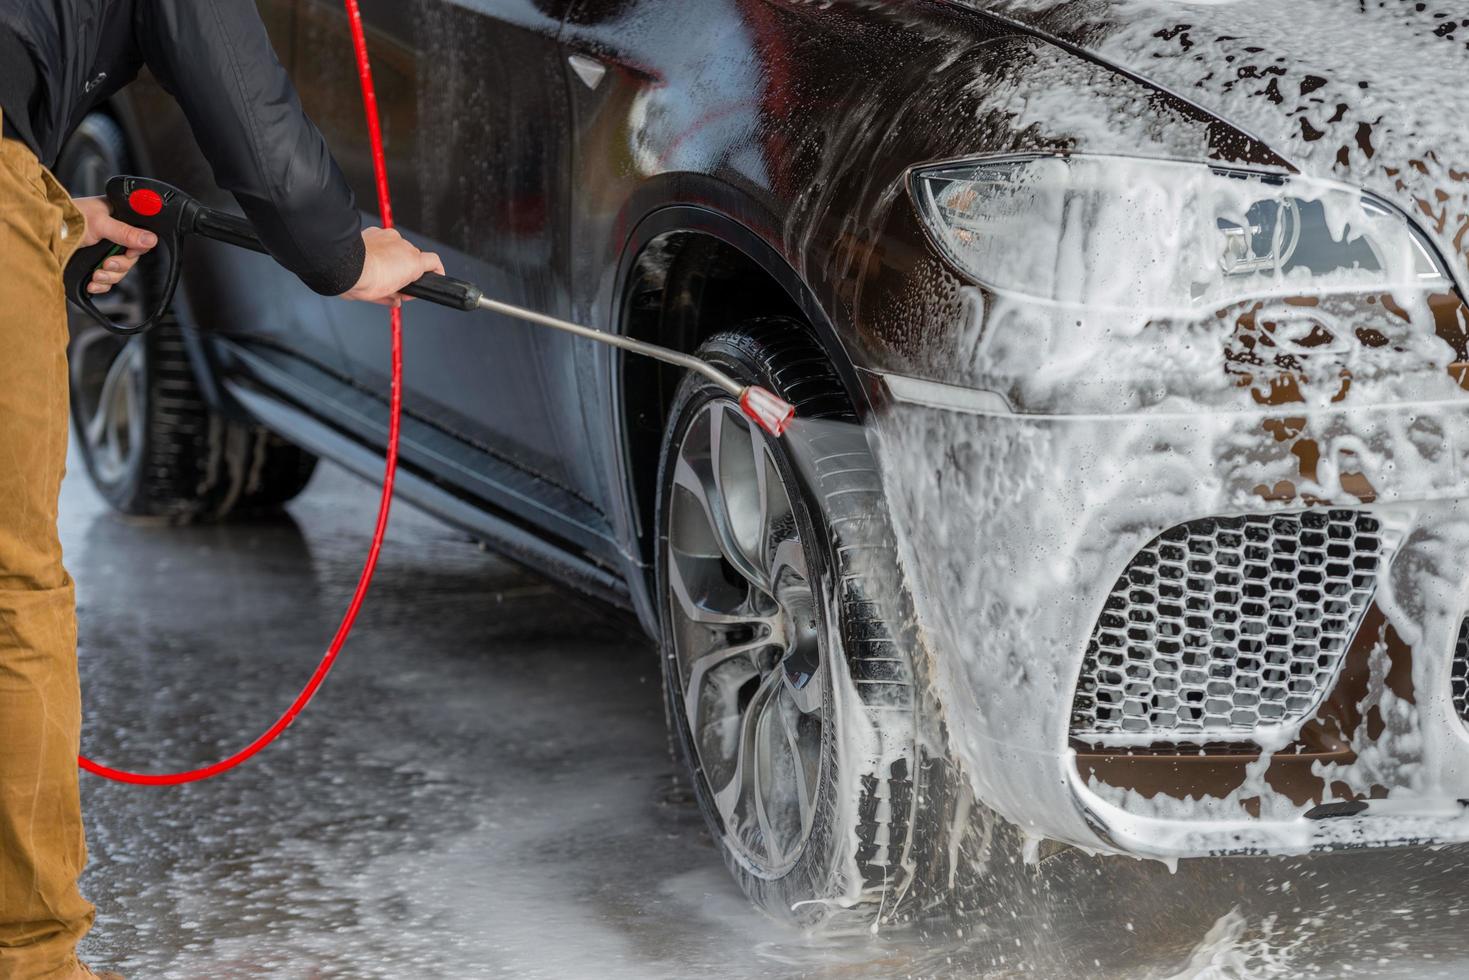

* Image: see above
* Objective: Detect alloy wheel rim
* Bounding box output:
[667,398,824,877]
[71,330,145,487]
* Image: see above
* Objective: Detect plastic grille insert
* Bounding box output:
[1071,511,1383,741]
[1451,618,1469,723]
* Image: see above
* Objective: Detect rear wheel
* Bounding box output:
[656,319,928,927]
[58,113,317,521]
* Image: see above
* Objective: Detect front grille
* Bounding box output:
[1071,510,1384,742]
[1451,618,1469,723]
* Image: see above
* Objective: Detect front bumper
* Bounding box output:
[865,371,1469,859]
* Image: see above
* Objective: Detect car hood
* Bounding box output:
[965,0,1469,288]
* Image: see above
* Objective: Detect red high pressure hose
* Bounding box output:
[79,0,400,784]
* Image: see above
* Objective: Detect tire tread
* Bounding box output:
[659,316,926,927]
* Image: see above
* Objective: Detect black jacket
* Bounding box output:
[0,0,364,296]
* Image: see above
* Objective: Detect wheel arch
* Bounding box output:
[609,202,872,628]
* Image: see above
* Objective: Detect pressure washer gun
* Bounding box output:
[64,175,795,437]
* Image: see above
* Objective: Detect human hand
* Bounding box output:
[73,196,159,295]
[341,227,444,307]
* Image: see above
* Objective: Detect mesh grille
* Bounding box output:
[1071,510,1383,741]
[1452,619,1469,723]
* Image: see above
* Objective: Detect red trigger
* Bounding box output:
[128,188,164,217]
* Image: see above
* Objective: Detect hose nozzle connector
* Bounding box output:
[740,386,795,437]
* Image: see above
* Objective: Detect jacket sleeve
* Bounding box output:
[135,0,365,296]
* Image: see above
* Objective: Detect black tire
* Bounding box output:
[655,317,928,928]
[59,113,317,522]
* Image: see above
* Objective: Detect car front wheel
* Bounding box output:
[657,319,929,927]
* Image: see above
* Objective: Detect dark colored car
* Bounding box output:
[62,0,1469,927]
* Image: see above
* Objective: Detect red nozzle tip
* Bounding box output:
[740,386,795,437]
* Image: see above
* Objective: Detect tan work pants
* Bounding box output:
[0,113,94,980]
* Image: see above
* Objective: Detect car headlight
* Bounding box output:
[911,154,1451,314]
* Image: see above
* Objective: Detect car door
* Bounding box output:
[289,0,595,513]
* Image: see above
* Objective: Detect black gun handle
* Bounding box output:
[64,177,196,336]
[65,237,166,336]
[401,273,483,311]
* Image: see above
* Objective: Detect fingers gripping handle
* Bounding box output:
[64,176,193,336]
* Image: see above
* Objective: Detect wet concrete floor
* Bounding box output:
[65,460,1469,979]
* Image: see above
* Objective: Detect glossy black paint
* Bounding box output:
[96,0,1321,633]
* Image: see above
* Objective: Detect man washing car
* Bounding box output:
[0,3,439,977]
